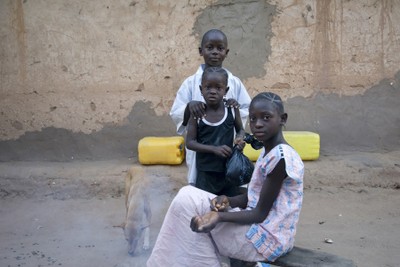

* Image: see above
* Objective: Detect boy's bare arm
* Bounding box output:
[233,107,245,149]
[185,113,198,147]
[233,107,245,136]
[182,104,191,127]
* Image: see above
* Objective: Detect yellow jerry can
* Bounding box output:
[243,131,320,161]
[138,136,185,165]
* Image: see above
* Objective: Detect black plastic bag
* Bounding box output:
[225,146,254,186]
[243,132,263,150]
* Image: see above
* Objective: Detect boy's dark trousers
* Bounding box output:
[195,170,244,197]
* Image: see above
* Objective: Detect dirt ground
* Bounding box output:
[0,150,399,267]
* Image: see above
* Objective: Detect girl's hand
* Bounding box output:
[213,145,232,158]
[190,211,220,233]
[188,101,206,119]
[210,195,230,212]
[224,98,240,109]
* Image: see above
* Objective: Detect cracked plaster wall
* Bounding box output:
[0,0,399,160]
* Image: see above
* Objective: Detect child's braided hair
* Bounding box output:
[252,92,284,114]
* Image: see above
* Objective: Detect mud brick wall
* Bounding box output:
[0,0,399,161]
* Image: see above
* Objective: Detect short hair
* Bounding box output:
[202,67,229,85]
[251,92,285,114]
[201,29,228,47]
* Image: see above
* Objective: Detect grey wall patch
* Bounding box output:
[193,0,276,79]
[0,101,176,161]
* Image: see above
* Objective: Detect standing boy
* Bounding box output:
[170,29,251,185]
[186,67,245,196]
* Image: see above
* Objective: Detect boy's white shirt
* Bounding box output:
[170,64,251,184]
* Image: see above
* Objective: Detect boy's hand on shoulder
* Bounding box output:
[213,145,232,158]
[224,98,240,109]
[188,101,206,119]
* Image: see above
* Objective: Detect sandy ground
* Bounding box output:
[0,151,399,267]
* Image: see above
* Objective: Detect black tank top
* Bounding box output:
[196,107,235,172]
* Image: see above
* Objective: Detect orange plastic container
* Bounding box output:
[138,136,185,165]
[243,131,320,161]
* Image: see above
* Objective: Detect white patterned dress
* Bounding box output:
[245,144,304,261]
